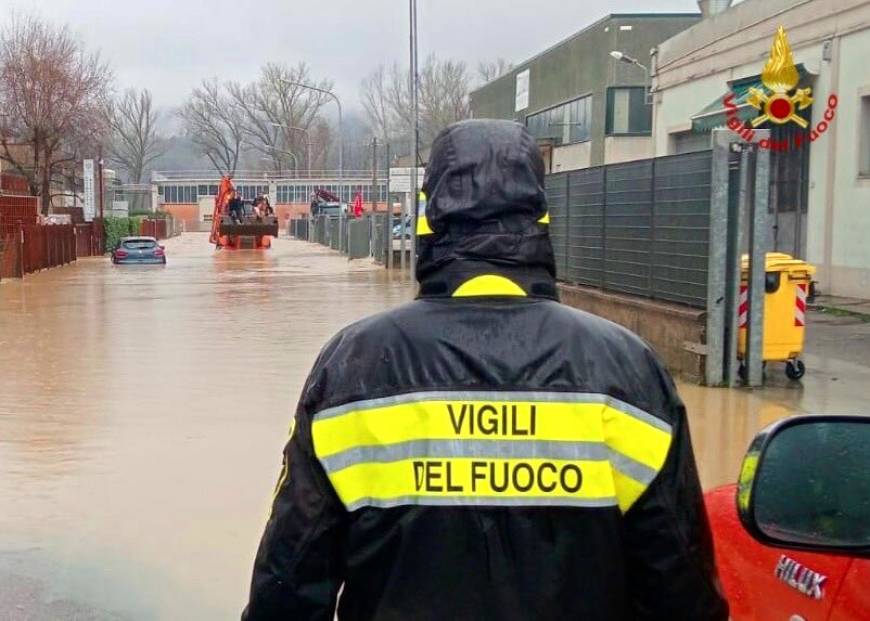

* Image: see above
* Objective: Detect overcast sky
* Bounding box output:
[8,0,702,113]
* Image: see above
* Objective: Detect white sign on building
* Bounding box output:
[515,69,530,112]
[83,159,95,222]
[389,167,426,193]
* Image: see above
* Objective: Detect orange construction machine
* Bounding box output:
[210,176,279,250]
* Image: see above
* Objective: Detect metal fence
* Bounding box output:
[371,214,388,264]
[288,218,309,240]
[546,150,712,308]
[301,213,392,263]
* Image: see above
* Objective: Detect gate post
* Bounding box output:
[746,135,771,387]
[706,130,740,386]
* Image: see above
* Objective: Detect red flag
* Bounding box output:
[352,191,364,218]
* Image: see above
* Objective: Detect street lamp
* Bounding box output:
[269,123,313,177]
[263,146,299,175]
[408,0,420,280]
[610,50,652,104]
[278,79,343,202]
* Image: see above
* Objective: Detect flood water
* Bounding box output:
[0,233,862,619]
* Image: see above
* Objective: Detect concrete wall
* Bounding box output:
[559,283,707,382]
[470,14,701,168]
[604,136,654,164]
[552,142,592,173]
[653,0,870,299]
[824,28,870,297]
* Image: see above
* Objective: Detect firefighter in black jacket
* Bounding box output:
[242,119,729,621]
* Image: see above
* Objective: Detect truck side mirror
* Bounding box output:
[737,415,870,556]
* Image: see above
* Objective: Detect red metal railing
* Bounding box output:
[0,221,105,280]
[139,219,168,239]
[75,221,104,258]
[20,225,76,274]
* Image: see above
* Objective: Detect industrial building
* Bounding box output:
[469,13,701,172]
[152,173,388,231]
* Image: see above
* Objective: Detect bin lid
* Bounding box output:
[741,252,816,275]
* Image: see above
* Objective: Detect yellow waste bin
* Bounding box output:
[738,253,816,380]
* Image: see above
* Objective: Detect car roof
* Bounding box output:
[121,237,158,242]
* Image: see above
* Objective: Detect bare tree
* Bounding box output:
[478,58,514,84]
[228,62,333,175]
[0,15,113,213]
[360,55,472,154]
[309,119,333,172]
[360,65,396,145]
[179,78,245,176]
[107,88,165,184]
[419,56,472,142]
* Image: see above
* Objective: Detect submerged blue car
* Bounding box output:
[111,237,166,265]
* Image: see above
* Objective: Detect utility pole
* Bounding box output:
[409,0,420,282]
[371,138,378,212]
[98,146,104,221]
[385,142,392,268]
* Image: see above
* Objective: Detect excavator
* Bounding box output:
[210,176,279,250]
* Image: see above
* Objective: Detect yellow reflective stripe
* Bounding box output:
[611,469,649,513]
[602,407,672,472]
[313,400,606,458]
[416,192,433,235]
[538,212,550,224]
[452,275,527,298]
[311,393,673,513]
[330,458,617,512]
[416,214,433,235]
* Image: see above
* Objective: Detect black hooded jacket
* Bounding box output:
[242,120,729,621]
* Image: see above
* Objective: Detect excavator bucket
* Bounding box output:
[218,216,279,238]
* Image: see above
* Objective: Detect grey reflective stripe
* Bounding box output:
[319,439,660,487]
[345,495,620,512]
[313,390,672,435]
[321,439,608,472]
[609,452,659,486]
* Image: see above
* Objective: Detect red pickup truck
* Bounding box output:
[705,415,870,620]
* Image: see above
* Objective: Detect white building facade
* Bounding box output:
[652,0,870,299]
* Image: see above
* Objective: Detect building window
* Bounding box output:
[525,95,591,146]
[606,87,652,135]
[515,69,530,113]
[861,94,870,177]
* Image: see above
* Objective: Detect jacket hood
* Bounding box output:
[416,120,556,296]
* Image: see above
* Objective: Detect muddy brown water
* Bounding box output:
[0,234,859,619]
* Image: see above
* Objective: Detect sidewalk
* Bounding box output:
[810,295,870,319]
